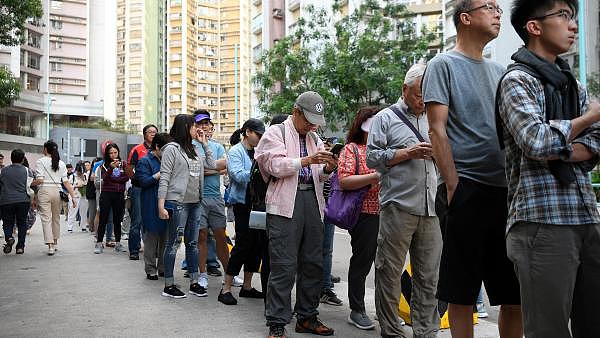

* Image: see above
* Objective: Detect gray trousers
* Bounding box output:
[375,204,442,338]
[265,190,324,326]
[143,231,166,275]
[507,222,600,338]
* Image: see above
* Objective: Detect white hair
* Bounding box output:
[403,63,427,86]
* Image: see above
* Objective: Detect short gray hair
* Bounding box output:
[403,63,426,86]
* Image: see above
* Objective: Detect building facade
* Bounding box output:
[0,0,115,141]
[116,0,167,132]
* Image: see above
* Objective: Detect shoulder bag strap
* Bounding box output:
[389,105,426,142]
[352,144,361,175]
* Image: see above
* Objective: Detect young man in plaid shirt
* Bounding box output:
[497,0,600,337]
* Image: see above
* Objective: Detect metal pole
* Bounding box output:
[578,0,586,86]
[234,43,238,130]
[46,95,51,139]
[66,129,71,165]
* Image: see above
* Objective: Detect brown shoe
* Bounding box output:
[295,316,334,336]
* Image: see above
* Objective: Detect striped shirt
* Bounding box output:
[497,69,600,230]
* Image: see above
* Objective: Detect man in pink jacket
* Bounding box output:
[255,91,338,338]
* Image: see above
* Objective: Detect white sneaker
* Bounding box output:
[47,247,55,256]
[199,273,209,288]
[121,233,129,240]
[94,242,103,254]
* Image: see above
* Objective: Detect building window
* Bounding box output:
[27,32,41,48]
[50,62,62,71]
[27,75,40,91]
[50,20,62,29]
[27,54,41,70]
[51,41,62,49]
[130,43,141,51]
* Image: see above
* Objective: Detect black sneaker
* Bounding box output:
[239,287,264,299]
[161,285,187,298]
[81,228,87,232]
[331,275,341,284]
[218,289,238,305]
[269,325,287,338]
[207,266,222,277]
[189,283,208,297]
[158,271,165,277]
[183,271,190,278]
[320,288,343,306]
[129,253,139,260]
[146,274,158,280]
[3,238,15,254]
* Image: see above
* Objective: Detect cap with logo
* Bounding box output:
[295,91,326,126]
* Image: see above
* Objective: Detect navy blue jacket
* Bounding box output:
[134,152,167,233]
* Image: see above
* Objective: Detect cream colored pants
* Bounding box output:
[38,186,62,244]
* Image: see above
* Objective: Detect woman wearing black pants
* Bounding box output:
[94,143,129,254]
[219,118,266,305]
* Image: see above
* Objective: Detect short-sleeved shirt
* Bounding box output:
[337,143,379,214]
[194,139,226,198]
[35,156,68,188]
[422,50,506,187]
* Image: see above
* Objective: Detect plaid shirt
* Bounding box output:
[498,69,600,230]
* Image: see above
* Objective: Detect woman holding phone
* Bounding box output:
[94,143,129,254]
[157,114,215,298]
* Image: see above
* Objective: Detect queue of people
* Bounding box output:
[1,1,599,338]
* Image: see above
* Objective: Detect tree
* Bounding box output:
[0,67,20,107]
[254,0,437,129]
[0,0,43,46]
[588,72,600,99]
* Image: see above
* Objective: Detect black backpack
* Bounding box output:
[85,170,96,199]
[247,124,318,211]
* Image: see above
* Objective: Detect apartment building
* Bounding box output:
[165,0,251,143]
[116,0,167,132]
[0,0,114,139]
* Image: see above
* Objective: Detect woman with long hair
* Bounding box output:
[219,118,266,305]
[34,140,77,255]
[338,106,381,330]
[94,143,129,254]
[158,114,215,298]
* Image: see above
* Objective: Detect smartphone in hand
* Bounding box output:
[330,143,344,156]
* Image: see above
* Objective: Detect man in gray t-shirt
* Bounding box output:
[422,1,522,338]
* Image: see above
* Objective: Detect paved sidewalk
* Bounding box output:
[0,218,501,337]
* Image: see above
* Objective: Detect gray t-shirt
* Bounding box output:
[422,50,506,187]
[183,156,201,203]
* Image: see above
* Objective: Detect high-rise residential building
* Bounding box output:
[0,0,115,139]
[250,0,286,118]
[116,0,167,132]
[442,0,599,79]
[165,0,251,143]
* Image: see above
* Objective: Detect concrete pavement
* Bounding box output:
[0,217,501,337]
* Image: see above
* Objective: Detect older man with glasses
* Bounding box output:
[423,1,523,338]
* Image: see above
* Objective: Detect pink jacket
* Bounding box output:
[254,117,329,219]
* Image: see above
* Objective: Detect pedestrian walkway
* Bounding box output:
[0,218,500,337]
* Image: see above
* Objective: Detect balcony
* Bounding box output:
[253,44,262,64]
[252,14,262,34]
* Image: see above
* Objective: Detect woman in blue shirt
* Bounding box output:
[219,118,266,305]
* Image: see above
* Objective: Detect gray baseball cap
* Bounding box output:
[295,91,326,126]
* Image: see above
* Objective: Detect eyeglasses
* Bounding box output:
[464,2,503,15]
[530,9,576,23]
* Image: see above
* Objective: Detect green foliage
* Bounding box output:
[254,0,437,129]
[0,67,21,108]
[0,0,43,46]
[588,72,600,99]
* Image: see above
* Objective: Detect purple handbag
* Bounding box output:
[324,144,369,231]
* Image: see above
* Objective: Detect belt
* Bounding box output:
[297,183,315,191]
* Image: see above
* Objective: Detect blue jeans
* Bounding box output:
[163,201,201,286]
[106,209,114,241]
[322,221,335,290]
[207,229,220,269]
[128,186,142,254]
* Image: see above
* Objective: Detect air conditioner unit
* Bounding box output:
[273,9,283,19]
